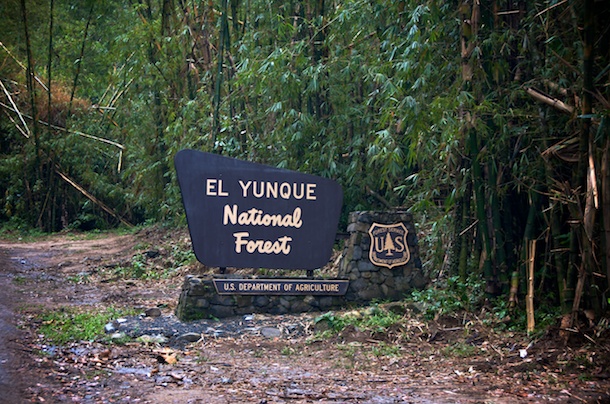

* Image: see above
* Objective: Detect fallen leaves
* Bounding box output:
[155,348,178,365]
[4,230,610,403]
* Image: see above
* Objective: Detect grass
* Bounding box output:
[313,305,403,337]
[371,342,401,357]
[280,346,298,356]
[36,306,136,345]
[12,275,27,285]
[107,242,195,280]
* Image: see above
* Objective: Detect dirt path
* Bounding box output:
[0,249,28,402]
[0,229,609,403]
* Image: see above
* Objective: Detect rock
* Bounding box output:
[137,334,168,344]
[195,298,210,308]
[177,332,201,343]
[104,322,116,333]
[144,250,160,259]
[318,297,334,309]
[253,296,269,307]
[210,305,235,318]
[260,327,281,338]
[110,332,127,340]
[145,307,162,317]
[205,328,225,338]
[169,371,185,381]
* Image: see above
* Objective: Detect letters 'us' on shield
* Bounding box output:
[174,149,343,270]
[368,222,410,269]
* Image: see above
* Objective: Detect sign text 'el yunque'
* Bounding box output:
[175,149,343,271]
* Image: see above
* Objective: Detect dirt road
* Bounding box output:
[0,229,609,403]
[0,250,27,403]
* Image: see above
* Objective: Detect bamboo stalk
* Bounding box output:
[2,101,124,173]
[508,270,519,308]
[588,148,598,210]
[21,0,40,159]
[0,41,49,92]
[496,10,520,16]
[570,264,586,329]
[534,0,568,19]
[366,186,392,209]
[0,102,124,150]
[68,2,94,116]
[527,239,536,334]
[0,80,30,137]
[544,80,569,97]
[47,0,54,145]
[97,52,135,107]
[526,87,574,114]
[604,139,610,292]
[2,109,29,138]
[54,167,132,228]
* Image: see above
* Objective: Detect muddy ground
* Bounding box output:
[0,227,609,403]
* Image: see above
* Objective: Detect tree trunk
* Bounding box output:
[568,0,598,325]
[603,137,610,293]
[20,0,38,157]
[469,130,495,294]
[68,3,94,117]
[212,0,229,145]
[489,161,508,290]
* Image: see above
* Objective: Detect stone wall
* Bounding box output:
[175,275,346,321]
[338,210,427,302]
[175,211,427,320]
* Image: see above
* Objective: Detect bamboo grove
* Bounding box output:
[1,1,609,322]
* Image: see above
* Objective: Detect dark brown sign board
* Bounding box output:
[174,149,343,270]
[213,279,349,295]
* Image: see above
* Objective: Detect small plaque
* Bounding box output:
[213,278,349,295]
[368,222,410,269]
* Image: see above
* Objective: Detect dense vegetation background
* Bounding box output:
[1,0,609,327]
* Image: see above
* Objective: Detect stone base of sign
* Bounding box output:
[175,275,347,321]
[175,210,427,321]
[338,210,427,302]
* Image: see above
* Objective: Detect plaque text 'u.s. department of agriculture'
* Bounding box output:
[213,279,349,296]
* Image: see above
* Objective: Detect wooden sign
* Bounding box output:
[174,149,343,270]
[368,222,410,269]
[213,278,349,295]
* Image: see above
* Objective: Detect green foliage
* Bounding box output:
[170,244,196,267]
[489,298,561,335]
[371,342,401,358]
[407,276,485,320]
[112,252,178,280]
[314,304,402,336]
[2,0,609,317]
[36,306,132,345]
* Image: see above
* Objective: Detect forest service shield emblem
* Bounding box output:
[368,222,410,269]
